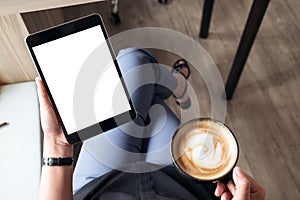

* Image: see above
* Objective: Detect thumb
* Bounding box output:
[35,77,52,110]
[35,77,47,102]
[232,167,251,200]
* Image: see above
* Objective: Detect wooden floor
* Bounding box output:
[22,0,300,199]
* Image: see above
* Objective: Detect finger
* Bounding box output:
[250,181,266,199]
[227,180,236,195]
[221,190,233,200]
[35,77,47,100]
[241,170,265,195]
[236,167,266,198]
[233,166,251,200]
[215,181,227,197]
[35,77,52,109]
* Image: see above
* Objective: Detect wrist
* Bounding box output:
[42,157,73,166]
[43,137,73,158]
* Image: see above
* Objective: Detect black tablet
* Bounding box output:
[26,14,136,144]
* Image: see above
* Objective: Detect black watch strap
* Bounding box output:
[42,157,73,166]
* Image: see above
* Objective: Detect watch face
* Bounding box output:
[48,159,55,165]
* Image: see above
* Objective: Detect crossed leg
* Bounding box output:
[73,48,186,193]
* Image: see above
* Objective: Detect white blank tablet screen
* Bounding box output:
[33,26,131,134]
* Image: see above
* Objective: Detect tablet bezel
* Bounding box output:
[26,14,136,144]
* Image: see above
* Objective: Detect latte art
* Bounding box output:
[172,119,238,181]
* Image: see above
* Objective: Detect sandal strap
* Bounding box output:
[173,59,190,79]
[176,98,191,109]
[172,78,188,100]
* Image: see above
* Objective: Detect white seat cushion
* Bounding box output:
[0,82,41,199]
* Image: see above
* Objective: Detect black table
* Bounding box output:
[199,0,271,100]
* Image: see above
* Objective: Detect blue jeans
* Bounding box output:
[73,48,180,193]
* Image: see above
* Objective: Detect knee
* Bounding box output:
[117,48,158,71]
[116,47,159,89]
[118,47,140,56]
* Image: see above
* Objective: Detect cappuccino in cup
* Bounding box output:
[171,118,239,181]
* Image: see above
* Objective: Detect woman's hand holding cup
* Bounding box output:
[215,166,266,200]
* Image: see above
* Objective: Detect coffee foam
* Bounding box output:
[172,119,238,181]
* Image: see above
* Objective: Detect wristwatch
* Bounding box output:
[42,157,73,166]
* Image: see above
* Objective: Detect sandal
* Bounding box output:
[172,59,191,109]
[172,59,190,79]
